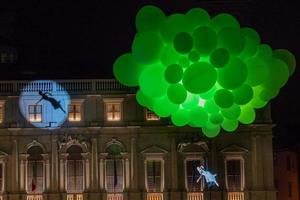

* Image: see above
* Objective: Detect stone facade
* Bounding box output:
[0,79,276,200]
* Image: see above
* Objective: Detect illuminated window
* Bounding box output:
[27,146,44,194]
[106,159,124,193]
[225,159,244,191]
[106,102,121,121]
[68,104,81,122]
[145,109,159,121]
[186,160,205,192]
[67,146,84,193]
[28,105,42,122]
[146,160,162,192]
[0,102,4,123]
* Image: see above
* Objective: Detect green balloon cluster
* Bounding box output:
[113,5,296,138]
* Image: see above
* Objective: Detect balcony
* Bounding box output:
[107,193,123,200]
[187,192,204,200]
[27,195,43,200]
[67,194,83,200]
[147,193,163,200]
[227,192,244,200]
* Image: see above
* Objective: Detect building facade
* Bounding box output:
[0,79,276,200]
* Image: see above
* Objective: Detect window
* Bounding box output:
[146,160,162,192]
[226,159,243,191]
[67,146,84,193]
[186,160,204,192]
[106,102,121,121]
[28,105,42,122]
[68,104,81,122]
[106,159,123,193]
[27,161,44,193]
[145,109,159,121]
[0,103,4,123]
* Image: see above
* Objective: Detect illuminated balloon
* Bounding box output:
[113,5,296,138]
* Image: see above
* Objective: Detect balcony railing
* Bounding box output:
[187,192,204,200]
[227,192,244,200]
[147,193,163,200]
[67,194,83,200]
[107,193,123,200]
[0,79,135,95]
[27,195,43,200]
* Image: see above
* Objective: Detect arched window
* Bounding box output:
[27,146,44,194]
[105,144,124,193]
[66,145,84,193]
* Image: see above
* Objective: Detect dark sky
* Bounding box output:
[1,0,299,145]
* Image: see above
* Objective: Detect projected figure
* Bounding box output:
[37,90,66,113]
[196,165,219,188]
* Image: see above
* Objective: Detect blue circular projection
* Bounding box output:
[19,80,70,129]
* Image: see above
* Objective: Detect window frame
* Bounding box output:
[28,104,43,122]
[103,98,123,122]
[0,100,5,124]
[105,158,125,193]
[184,156,206,192]
[145,109,160,121]
[144,157,164,193]
[68,100,84,122]
[224,155,245,192]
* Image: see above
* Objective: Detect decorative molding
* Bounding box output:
[220,144,249,154]
[105,138,126,152]
[177,140,209,153]
[58,133,89,153]
[25,140,47,153]
[140,145,168,155]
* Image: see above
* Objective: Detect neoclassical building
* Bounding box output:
[0,79,276,200]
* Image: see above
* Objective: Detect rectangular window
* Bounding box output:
[288,182,292,197]
[226,159,242,191]
[28,105,42,122]
[145,109,159,121]
[27,161,44,193]
[146,160,162,192]
[67,160,84,193]
[106,159,123,193]
[106,103,121,121]
[68,104,81,121]
[186,160,204,192]
[0,104,4,123]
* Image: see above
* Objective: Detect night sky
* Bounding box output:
[1,0,299,146]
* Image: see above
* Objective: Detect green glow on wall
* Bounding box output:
[113,5,296,138]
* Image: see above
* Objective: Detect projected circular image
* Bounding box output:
[19,80,70,129]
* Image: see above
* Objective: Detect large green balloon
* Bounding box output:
[173,32,194,54]
[273,49,296,76]
[218,58,248,89]
[113,53,144,86]
[160,45,180,66]
[186,8,210,28]
[221,104,241,120]
[193,26,218,55]
[139,64,168,97]
[183,62,217,93]
[171,108,190,126]
[204,100,220,114]
[245,57,268,86]
[221,118,238,132]
[202,122,220,138]
[164,64,183,84]
[167,83,187,104]
[181,93,199,109]
[132,32,163,64]
[136,89,154,110]
[218,27,246,55]
[210,13,240,32]
[210,48,230,68]
[153,95,179,117]
[232,84,253,105]
[238,105,256,124]
[190,107,208,127]
[210,113,224,125]
[188,50,200,62]
[214,89,234,108]
[240,27,260,58]
[135,5,166,32]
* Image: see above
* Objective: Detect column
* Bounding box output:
[91,138,99,190]
[131,137,138,190]
[11,139,19,192]
[2,159,7,192]
[99,155,105,190]
[51,136,59,192]
[19,154,29,192]
[125,157,130,190]
[59,153,68,192]
[81,153,91,191]
[170,137,178,190]
[41,154,50,191]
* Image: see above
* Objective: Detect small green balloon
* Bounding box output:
[136,89,154,110]
[132,32,163,64]
[240,27,260,58]
[204,100,220,114]
[171,108,190,126]
[210,48,230,68]
[160,45,180,66]
[218,27,245,55]
[165,64,183,84]
[153,95,179,117]
[139,64,168,97]
[135,5,166,33]
[221,118,238,132]
[210,13,240,32]
[242,27,260,44]
[255,44,272,60]
[238,105,256,124]
[160,14,193,42]
[218,58,247,89]
[188,50,200,62]
[232,84,254,105]
[200,86,217,100]
[173,32,194,54]
[167,83,187,104]
[202,122,220,138]
[210,113,224,125]
[178,56,190,68]
[273,49,296,76]
[181,93,199,109]
[259,88,279,101]
[183,62,217,94]
[214,89,234,108]
[245,57,269,86]
[193,26,218,55]
[186,8,210,28]
[221,104,241,120]
[190,107,208,127]
[250,86,268,109]
[113,53,144,86]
